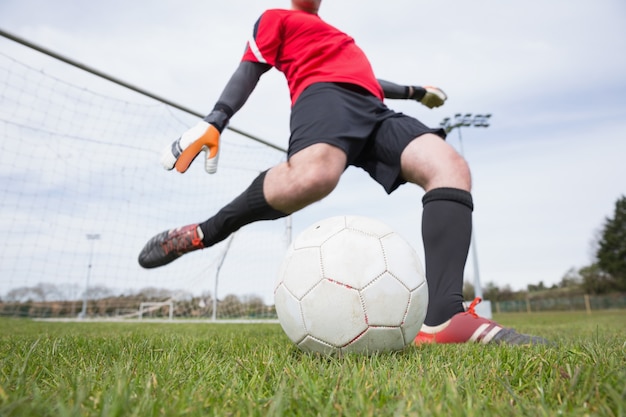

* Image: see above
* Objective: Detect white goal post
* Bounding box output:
[139,301,174,321]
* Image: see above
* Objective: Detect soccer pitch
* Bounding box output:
[1,311,624,416]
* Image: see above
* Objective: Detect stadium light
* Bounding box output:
[440,113,491,134]
[79,234,100,319]
[440,114,492,318]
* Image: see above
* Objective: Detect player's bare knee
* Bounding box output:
[402,135,471,191]
[299,165,341,199]
[427,154,471,191]
[449,152,471,178]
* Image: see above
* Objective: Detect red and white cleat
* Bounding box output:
[138,224,205,269]
[415,298,549,345]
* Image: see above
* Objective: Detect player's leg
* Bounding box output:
[401,134,549,344]
[138,143,346,268]
[399,134,473,326]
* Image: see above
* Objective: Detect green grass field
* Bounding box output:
[1,311,625,416]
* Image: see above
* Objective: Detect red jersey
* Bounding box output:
[241,9,384,105]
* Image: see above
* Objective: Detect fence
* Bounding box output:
[494,293,626,314]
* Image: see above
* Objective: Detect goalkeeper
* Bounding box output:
[139,0,547,345]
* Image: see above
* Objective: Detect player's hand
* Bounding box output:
[161,121,221,174]
[419,86,447,109]
[161,110,229,174]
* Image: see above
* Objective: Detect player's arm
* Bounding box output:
[377,79,447,109]
[162,61,272,174]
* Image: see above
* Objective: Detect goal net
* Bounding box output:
[0,41,289,320]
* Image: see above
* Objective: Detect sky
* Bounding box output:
[1,0,625,300]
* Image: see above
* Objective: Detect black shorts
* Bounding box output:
[289,82,446,194]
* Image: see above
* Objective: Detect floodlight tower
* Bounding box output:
[440,114,492,318]
[79,233,100,319]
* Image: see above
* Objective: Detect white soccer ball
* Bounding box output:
[274,215,428,355]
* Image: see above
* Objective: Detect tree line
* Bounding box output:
[0,286,275,319]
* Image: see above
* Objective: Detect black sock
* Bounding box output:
[421,187,473,326]
[199,171,288,247]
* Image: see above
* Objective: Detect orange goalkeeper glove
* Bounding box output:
[161,110,229,174]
